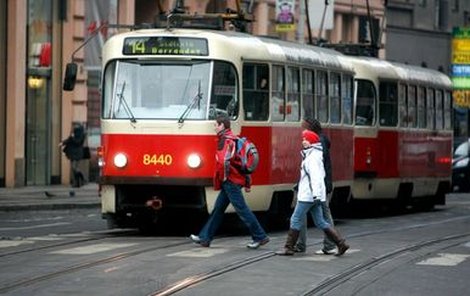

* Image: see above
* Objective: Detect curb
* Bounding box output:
[0,202,101,212]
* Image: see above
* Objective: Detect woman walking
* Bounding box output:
[276,129,349,256]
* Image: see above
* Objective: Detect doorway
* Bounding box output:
[26,0,53,185]
[26,74,51,185]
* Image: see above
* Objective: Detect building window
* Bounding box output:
[434,0,441,29]
[452,0,459,12]
[358,16,380,44]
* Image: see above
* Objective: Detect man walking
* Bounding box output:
[190,115,269,249]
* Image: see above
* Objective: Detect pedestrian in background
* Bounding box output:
[60,123,86,189]
[276,129,349,256]
[294,117,337,255]
[190,115,270,249]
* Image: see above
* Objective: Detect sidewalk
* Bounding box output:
[0,183,101,211]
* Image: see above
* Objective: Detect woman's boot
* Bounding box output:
[275,229,300,256]
[324,228,349,256]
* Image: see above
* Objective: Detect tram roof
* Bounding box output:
[346,56,452,88]
[103,28,354,73]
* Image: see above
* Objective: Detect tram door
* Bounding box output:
[26,75,51,185]
[354,79,379,177]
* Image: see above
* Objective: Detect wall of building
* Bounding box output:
[5,0,27,187]
[387,26,451,71]
[0,0,6,187]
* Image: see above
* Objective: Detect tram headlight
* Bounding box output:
[113,153,128,168]
[187,153,202,169]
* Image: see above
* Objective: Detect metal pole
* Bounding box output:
[298,0,305,43]
[366,0,376,47]
[318,0,329,44]
[304,0,313,45]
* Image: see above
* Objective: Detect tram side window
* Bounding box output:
[355,80,376,126]
[272,65,285,122]
[379,82,398,126]
[399,84,407,127]
[426,88,435,130]
[210,61,238,119]
[342,75,353,125]
[302,69,315,119]
[287,67,300,122]
[417,86,426,128]
[435,90,444,129]
[407,85,417,128]
[103,62,116,118]
[242,63,269,121]
[316,71,328,123]
[330,72,341,124]
[444,91,452,130]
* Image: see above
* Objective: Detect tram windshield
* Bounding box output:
[102,60,238,121]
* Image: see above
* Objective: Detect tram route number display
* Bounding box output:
[123,37,208,56]
[453,90,470,108]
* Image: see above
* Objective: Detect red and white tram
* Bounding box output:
[347,57,453,210]
[93,28,357,229]
[63,25,452,229]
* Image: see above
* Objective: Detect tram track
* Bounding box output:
[301,232,470,296]
[1,211,469,295]
[149,214,470,296]
[0,239,190,294]
[0,229,137,258]
[150,251,276,296]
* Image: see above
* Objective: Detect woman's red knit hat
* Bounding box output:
[302,129,320,144]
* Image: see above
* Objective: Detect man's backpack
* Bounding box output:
[233,137,259,174]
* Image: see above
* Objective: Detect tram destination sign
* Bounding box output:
[123,37,209,56]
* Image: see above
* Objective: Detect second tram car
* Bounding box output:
[64,24,452,229]
[346,57,452,210]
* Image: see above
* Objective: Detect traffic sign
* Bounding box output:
[453,90,470,108]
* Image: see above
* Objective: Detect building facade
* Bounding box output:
[0,0,135,188]
[385,0,470,143]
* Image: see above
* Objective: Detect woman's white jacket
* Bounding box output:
[297,143,326,202]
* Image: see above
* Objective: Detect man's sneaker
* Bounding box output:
[189,234,210,247]
[247,237,270,249]
[314,248,337,255]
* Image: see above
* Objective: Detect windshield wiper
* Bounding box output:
[178,81,203,124]
[116,81,137,123]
